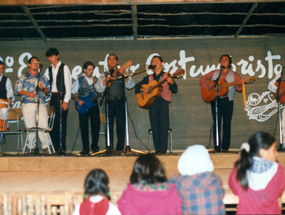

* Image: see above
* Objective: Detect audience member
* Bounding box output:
[169,145,225,214]
[73,169,121,215]
[228,131,285,214]
[117,153,182,214]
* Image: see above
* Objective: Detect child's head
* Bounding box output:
[177,145,214,176]
[236,131,277,190]
[247,131,277,162]
[130,153,167,184]
[84,169,110,200]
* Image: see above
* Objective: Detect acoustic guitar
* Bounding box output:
[274,81,285,104]
[200,76,255,103]
[106,60,132,87]
[136,69,185,109]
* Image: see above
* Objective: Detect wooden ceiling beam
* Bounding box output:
[131,5,138,40]
[21,6,47,41]
[0,0,283,6]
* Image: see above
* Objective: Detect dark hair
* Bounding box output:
[84,169,110,200]
[108,54,118,61]
[151,55,163,63]
[83,61,95,70]
[235,131,276,190]
[46,48,59,57]
[130,153,167,184]
[28,57,39,64]
[220,54,232,69]
[0,61,4,67]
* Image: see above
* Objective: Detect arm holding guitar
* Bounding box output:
[166,75,174,85]
[199,70,216,90]
[71,93,85,106]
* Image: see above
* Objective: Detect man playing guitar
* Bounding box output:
[199,55,242,152]
[135,55,177,154]
[95,54,135,151]
[71,61,100,155]
[268,72,285,145]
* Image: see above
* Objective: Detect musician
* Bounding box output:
[199,55,242,152]
[15,57,51,153]
[71,61,100,155]
[95,54,135,151]
[0,61,14,104]
[268,73,285,144]
[135,55,177,154]
[46,48,72,153]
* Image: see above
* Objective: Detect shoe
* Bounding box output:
[42,148,49,154]
[92,148,99,153]
[80,149,89,155]
[28,148,34,153]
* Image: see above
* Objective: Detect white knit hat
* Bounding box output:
[178,145,214,176]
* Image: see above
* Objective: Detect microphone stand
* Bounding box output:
[92,70,119,156]
[121,75,145,156]
[32,66,43,155]
[212,68,222,153]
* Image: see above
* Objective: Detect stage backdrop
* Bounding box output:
[0,37,285,152]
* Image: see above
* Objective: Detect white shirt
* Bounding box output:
[0,74,14,100]
[50,61,72,103]
[268,73,281,93]
[71,74,94,95]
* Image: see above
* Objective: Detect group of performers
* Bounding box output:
[0,50,282,154]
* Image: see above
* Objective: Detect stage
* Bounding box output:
[0,150,285,214]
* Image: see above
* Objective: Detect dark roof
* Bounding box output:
[0,1,285,41]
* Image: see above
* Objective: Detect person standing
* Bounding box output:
[95,54,134,151]
[71,61,100,155]
[268,73,285,145]
[199,54,242,152]
[46,48,72,152]
[15,57,51,153]
[135,55,177,154]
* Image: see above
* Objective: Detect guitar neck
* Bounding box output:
[219,80,241,89]
[152,76,169,89]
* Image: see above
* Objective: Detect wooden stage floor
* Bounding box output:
[0,150,285,214]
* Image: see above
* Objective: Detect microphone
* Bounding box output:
[109,69,115,76]
[39,64,43,69]
[148,65,156,70]
[221,66,225,70]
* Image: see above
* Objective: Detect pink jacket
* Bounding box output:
[117,183,182,215]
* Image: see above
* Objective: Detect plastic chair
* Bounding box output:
[0,108,24,154]
[23,106,55,154]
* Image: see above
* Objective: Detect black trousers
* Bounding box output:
[79,105,100,151]
[211,97,234,151]
[107,98,125,151]
[149,97,169,153]
[50,93,68,152]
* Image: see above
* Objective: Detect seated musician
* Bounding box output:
[71,61,100,155]
[199,55,242,152]
[135,55,177,154]
[0,61,14,105]
[0,61,14,142]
